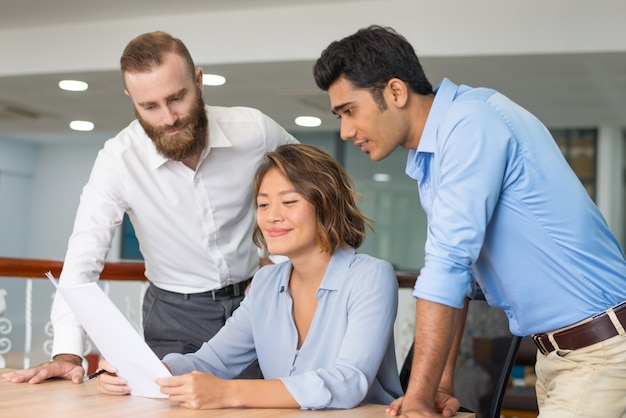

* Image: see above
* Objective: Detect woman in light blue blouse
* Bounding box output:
[97,143,403,409]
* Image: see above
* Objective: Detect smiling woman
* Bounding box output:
[96,143,404,410]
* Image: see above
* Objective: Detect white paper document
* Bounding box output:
[47,272,171,398]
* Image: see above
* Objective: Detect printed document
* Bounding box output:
[47,272,171,398]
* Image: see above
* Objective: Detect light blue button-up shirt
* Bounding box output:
[163,247,403,409]
[409,78,626,336]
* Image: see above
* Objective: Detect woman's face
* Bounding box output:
[256,168,319,260]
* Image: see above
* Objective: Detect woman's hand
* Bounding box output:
[95,359,130,396]
[156,371,230,409]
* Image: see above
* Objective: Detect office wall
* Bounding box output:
[0,137,106,259]
[0,139,37,257]
[0,137,122,367]
[28,141,105,259]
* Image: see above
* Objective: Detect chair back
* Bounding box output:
[399,292,522,418]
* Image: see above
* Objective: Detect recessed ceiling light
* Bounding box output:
[59,80,88,92]
[373,173,391,182]
[70,120,94,131]
[295,116,321,127]
[202,74,226,86]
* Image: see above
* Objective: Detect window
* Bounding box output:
[120,214,142,260]
[551,128,597,201]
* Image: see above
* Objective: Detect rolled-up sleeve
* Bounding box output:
[413,100,509,308]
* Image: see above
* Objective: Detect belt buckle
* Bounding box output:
[210,283,239,301]
[532,333,549,355]
[232,282,242,297]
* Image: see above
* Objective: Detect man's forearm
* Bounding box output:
[439,297,468,391]
[404,298,458,410]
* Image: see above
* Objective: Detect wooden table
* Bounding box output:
[1,369,475,417]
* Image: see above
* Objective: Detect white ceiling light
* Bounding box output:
[295,116,321,127]
[70,120,94,131]
[202,74,226,86]
[373,173,391,182]
[59,80,88,91]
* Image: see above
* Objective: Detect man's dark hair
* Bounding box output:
[313,25,433,108]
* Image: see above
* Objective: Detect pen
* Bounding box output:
[83,369,106,382]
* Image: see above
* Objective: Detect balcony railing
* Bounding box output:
[0,257,151,369]
[0,257,147,281]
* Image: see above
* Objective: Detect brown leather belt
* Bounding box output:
[532,301,626,355]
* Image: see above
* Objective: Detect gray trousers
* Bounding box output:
[142,283,262,378]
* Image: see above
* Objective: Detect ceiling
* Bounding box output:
[1,1,626,145]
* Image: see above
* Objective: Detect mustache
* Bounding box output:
[152,119,188,135]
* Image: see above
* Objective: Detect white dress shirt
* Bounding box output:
[52,105,298,357]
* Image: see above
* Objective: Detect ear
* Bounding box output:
[386,78,409,108]
[124,89,130,97]
[195,67,204,89]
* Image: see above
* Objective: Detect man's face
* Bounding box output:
[328,77,407,162]
[124,52,207,161]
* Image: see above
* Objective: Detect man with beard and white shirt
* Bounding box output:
[3,31,298,385]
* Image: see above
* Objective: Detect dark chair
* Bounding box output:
[399,291,522,418]
[500,337,539,415]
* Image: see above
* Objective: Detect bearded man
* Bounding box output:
[3,31,298,385]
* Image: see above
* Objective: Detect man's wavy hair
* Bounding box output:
[253,144,373,254]
[314,25,433,109]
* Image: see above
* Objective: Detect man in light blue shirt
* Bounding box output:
[314,25,626,418]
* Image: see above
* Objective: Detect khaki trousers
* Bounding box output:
[535,333,626,417]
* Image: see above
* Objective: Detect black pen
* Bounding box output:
[83,369,106,382]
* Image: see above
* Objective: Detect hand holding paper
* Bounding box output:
[47,272,171,398]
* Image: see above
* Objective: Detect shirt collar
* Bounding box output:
[405,78,458,178]
[278,246,357,293]
[318,247,356,291]
[418,78,458,153]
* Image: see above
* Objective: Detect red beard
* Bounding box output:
[136,90,208,161]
